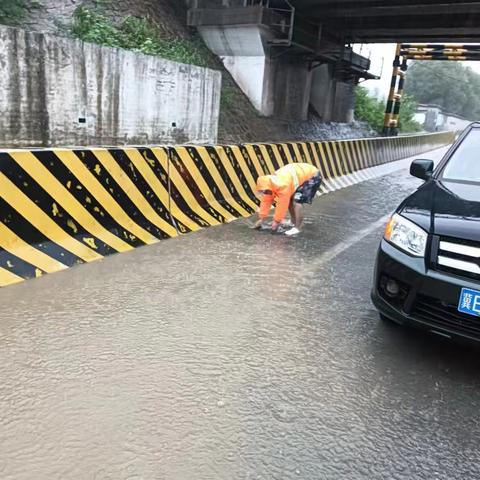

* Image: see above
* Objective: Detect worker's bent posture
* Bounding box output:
[254,163,321,236]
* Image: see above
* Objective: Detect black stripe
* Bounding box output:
[261,145,282,171]
[312,143,331,179]
[238,145,265,180]
[0,196,82,267]
[293,143,310,164]
[304,143,319,168]
[0,249,42,280]
[205,147,256,214]
[74,149,170,240]
[108,149,188,234]
[169,148,227,223]
[1,154,114,258]
[222,147,259,206]
[185,147,245,218]
[269,144,289,167]
[284,143,300,163]
[33,150,145,248]
[250,145,274,174]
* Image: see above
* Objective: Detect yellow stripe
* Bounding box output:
[280,144,295,164]
[300,143,314,165]
[124,148,201,233]
[244,145,267,177]
[165,151,221,226]
[0,222,68,273]
[307,142,321,170]
[229,146,258,194]
[325,142,343,178]
[0,173,102,263]
[332,142,349,176]
[357,140,365,170]
[351,141,364,171]
[214,147,258,212]
[342,142,356,173]
[270,144,288,168]
[316,143,334,180]
[342,142,356,172]
[256,145,276,174]
[175,148,236,222]
[0,267,24,287]
[93,149,178,238]
[325,142,350,187]
[196,147,251,217]
[334,142,349,174]
[256,145,274,174]
[290,143,304,163]
[359,141,369,169]
[365,140,375,167]
[55,150,157,245]
[10,151,133,253]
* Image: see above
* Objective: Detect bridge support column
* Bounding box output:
[332,80,356,123]
[197,25,312,120]
[310,65,356,123]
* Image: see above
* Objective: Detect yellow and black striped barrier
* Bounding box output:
[0,131,454,287]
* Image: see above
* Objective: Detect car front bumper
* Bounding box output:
[372,240,480,344]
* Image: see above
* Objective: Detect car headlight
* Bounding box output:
[384,214,428,257]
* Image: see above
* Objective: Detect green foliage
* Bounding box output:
[71,7,210,67]
[0,0,39,25]
[406,61,480,121]
[71,7,242,109]
[354,86,385,132]
[355,86,421,133]
[398,93,422,133]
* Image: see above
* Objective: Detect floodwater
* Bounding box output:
[1,148,480,479]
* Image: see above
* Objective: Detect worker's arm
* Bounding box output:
[252,194,275,229]
[273,190,292,224]
[258,194,274,220]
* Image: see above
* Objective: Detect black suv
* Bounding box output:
[372,123,480,343]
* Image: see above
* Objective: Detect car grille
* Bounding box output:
[412,294,480,339]
[434,237,480,282]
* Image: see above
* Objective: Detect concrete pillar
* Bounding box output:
[198,25,312,120]
[332,80,356,123]
[272,57,313,120]
[198,25,275,116]
[310,64,334,121]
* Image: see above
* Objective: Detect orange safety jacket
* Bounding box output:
[257,163,319,223]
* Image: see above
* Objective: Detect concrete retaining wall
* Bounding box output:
[0,26,222,148]
[0,131,455,287]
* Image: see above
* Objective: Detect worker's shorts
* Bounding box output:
[293,173,322,204]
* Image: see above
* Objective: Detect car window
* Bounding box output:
[442,128,480,183]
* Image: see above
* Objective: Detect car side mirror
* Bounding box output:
[410,159,434,181]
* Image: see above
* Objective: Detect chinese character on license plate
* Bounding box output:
[458,288,480,317]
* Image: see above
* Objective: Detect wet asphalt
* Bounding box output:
[1,148,480,480]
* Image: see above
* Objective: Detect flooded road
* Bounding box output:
[1,147,480,480]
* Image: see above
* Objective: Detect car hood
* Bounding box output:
[399,180,480,242]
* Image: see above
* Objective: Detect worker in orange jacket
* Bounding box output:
[253,163,321,236]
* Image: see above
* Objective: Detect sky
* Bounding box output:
[357,43,480,100]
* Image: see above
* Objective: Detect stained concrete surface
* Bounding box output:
[1,148,479,479]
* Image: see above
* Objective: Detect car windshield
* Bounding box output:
[442,128,480,183]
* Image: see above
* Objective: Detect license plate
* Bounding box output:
[458,288,480,317]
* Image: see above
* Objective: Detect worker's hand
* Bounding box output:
[271,221,280,232]
[251,219,263,230]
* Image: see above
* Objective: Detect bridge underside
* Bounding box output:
[294,0,480,43]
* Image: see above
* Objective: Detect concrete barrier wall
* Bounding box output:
[0,131,454,287]
[0,26,222,148]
